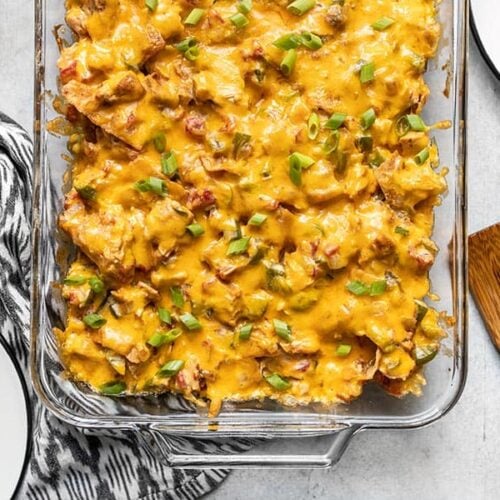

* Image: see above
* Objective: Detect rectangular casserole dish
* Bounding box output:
[31,0,468,468]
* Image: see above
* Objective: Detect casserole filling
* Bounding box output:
[55,0,446,415]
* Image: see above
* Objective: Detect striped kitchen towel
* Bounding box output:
[0,112,251,500]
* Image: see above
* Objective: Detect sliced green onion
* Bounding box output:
[355,135,373,152]
[368,149,385,168]
[184,46,200,61]
[396,116,410,137]
[249,246,266,265]
[413,345,438,365]
[161,151,178,177]
[147,332,165,347]
[88,277,105,294]
[288,152,315,186]
[333,150,348,173]
[76,185,96,201]
[158,307,172,325]
[232,132,251,159]
[325,112,346,130]
[232,220,243,240]
[227,237,251,256]
[395,226,410,236]
[158,359,185,377]
[238,323,253,340]
[415,299,429,323]
[336,343,352,357]
[395,115,410,136]
[359,62,375,84]
[289,152,315,169]
[289,158,302,186]
[63,275,87,286]
[265,373,291,390]
[273,33,302,50]
[397,114,426,136]
[184,8,205,26]
[273,319,292,342]
[134,177,167,196]
[153,131,166,153]
[360,108,376,130]
[230,12,249,29]
[164,328,183,344]
[170,286,184,308]
[323,130,340,154]
[175,37,197,53]
[148,328,182,347]
[414,148,430,164]
[83,313,106,329]
[100,381,126,395]
[307,112,320,140]
[300,32,322,50]
[248,213,267,226]
[186,223,205,237]
[371,16,395,31]
[369,280,387,296]
[145,0,158,11]
[346,280,369,296]
[287,0,316,16]
[238,0,253,14]
[406,114,426,131]
[180,313,201,331]
[280,49,297,76]
[347,279,387,296]
[175,38,199,61]
[148,331,168,347]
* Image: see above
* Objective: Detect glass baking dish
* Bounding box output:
[31,0,469,468]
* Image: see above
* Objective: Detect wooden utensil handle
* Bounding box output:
[468,223,500,350]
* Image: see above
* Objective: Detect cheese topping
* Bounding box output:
[56,0,446,414]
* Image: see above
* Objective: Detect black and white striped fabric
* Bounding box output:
[0,112,246,499]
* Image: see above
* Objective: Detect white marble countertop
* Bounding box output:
[0,4,498,499]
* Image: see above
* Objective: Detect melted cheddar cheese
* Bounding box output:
[55,0,447,414]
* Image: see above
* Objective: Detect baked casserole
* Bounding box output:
[55,0,447,415]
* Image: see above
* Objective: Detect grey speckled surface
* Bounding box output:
[1,4,499,500]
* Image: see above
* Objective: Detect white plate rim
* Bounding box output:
[0,335,32,499]
[471,1,500,80]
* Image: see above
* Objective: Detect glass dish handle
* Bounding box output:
[137,425,360,469]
